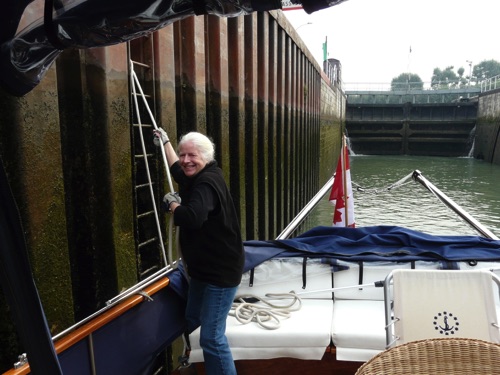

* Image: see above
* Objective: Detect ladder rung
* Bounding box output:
[139,265,161,279]
[131,60,151,69]
[134,153,154,159]
[132,92,152,98]
[135,182,155,189]
[137,210,155,219]
[138,237,158,248]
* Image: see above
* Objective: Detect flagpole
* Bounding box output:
[341,134,348,226]
[330,134,355,228]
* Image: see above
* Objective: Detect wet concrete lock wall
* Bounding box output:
[476,90,500,164]
[0,11,344,372]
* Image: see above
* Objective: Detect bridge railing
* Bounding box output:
[346,77,500,95]
[345,91,480,105]
[480,75,500,93]
[344,81,483,92]
[343,81,484,105]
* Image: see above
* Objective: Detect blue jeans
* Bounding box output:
[186,278,238,375]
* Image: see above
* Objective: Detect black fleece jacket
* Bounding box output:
[170,160,244,287]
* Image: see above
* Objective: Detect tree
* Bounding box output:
[431,66,466,89]
[471,60,500,84]
[391,73,423,91]
[431,60,500,88]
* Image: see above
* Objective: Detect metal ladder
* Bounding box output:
[128,36,168,281]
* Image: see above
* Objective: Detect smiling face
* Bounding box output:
[178,140,208,177]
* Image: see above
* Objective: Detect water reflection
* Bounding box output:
[308,156,500,237]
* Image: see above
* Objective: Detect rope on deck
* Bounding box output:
[229,293,302,330]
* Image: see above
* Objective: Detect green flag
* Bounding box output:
[322,36,327,62]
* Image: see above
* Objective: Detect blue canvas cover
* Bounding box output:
[243,226,500,272]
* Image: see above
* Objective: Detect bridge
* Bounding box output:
[345,86,481,156]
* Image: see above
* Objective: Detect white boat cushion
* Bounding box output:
[335,347,382,363]
[237,258,335,299]
[332,261,441,300]
[331,300,386,361]
[332,260,500,301]
[189,299,334,362]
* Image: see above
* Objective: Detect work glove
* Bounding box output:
[162,192,181,211]
[153,128,169,146]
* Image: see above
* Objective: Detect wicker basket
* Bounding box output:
[355,337,500,375]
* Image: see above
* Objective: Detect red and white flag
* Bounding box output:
[329,136,355,227]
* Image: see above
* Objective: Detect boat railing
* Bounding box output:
[52,265,177,342]
[276,169,499,241]
[412,170,499,240]
[276,175,334,240]
[4,269,178,375]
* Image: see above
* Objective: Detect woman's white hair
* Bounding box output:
[178,132,215,163]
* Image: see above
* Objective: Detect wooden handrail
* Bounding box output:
[3,277,171,375]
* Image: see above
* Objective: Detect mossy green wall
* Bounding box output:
[320,77,345,183]
[0,67,74,369]
[0,45,138,371]
[477,90,500,165]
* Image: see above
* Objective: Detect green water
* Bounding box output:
[308,155,500,237]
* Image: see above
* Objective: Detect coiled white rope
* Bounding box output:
[229,293,302,330]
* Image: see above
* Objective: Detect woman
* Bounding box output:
[154,128,244,375]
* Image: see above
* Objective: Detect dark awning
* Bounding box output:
[0,0,347,96]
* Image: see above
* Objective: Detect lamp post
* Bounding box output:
[296,22,312,31]
[466,60,473,88]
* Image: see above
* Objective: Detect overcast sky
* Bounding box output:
[284,0,500,89]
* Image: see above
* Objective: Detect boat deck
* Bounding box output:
[183,224,500,374]
[172,348,361,375]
